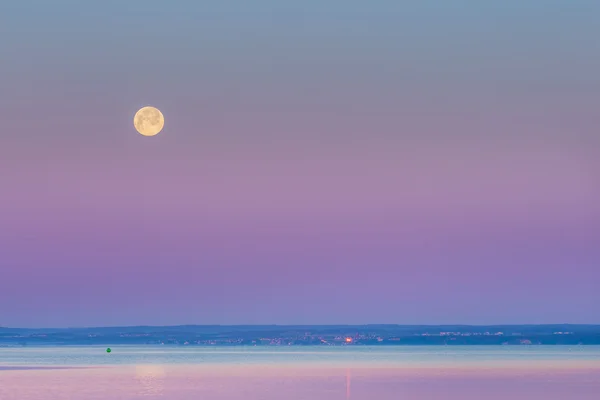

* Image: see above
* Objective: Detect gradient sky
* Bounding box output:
[1,0,599,327]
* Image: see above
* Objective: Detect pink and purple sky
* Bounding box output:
[1,1,599,327]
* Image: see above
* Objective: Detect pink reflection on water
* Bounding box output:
[346,368,351,399]
[134,365,165,397]
[0,365,599,399]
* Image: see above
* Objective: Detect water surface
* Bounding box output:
[1,346,599,399]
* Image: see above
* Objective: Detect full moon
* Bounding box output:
[134,106,164,136]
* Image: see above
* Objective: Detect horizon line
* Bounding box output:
[3,323,600,330]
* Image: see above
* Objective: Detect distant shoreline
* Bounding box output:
[2,324,600,346]
[3,324,600,330]
[0,366,101,371]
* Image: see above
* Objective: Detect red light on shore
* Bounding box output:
[345,337,353,343]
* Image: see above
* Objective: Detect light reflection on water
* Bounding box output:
[346,368,351,399]
[135,365,165,397]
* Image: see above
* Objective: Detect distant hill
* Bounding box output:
[1,324,599,346]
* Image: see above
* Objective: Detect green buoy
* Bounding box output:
[106,348,111,353]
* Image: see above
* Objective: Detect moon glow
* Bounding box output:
[134,106,164,136]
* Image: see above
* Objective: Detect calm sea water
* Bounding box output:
[1,346,599,399]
